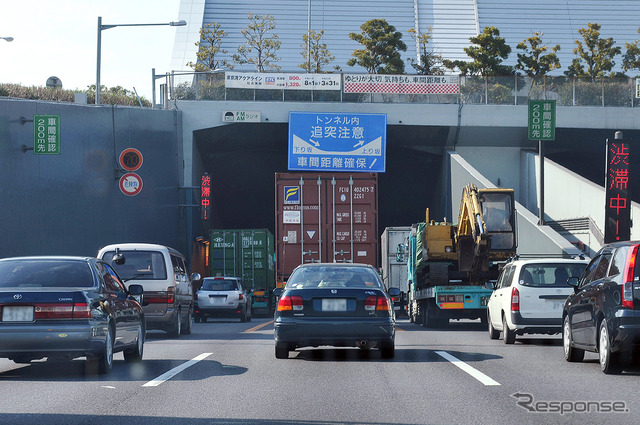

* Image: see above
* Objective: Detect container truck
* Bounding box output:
[407,184,516,327]
[275,172,379,283]
[381,226,411,316]
[209,229,276,316]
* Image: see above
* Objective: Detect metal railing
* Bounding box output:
[157,71,640,108]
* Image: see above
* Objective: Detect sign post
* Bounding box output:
[528,100,556,225]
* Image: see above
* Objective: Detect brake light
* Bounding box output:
[167,286,175,304]
[511,287,520,312]
[277,295,303,311]
[623,244,638,308]
[72,302,92,319]
[365,296,391,311]
[34,303,92,320]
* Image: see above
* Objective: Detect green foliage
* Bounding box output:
[187,22,233,72]
[347,19,407,74]
[443,27,512,76]
[515,32,561,76]
[407,26,443,75]
[299,30,336,73]
[232,13,281,72]
[564,23,621,78]
[0,83,150,106]
[623,27,640,73]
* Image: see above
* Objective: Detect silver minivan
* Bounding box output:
[97,243,200,337]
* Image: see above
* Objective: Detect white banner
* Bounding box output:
[225,72,341,90]
[343,74,459,94]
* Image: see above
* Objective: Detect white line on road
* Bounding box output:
[143,353,212,387]
[435,350,500,386]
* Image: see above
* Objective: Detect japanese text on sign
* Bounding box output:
[528,100,556,141]
[605,139,631,243]
[225,72,341,90]
[343,74,459,94]
[201,173,211,220]
[33,115,60,155]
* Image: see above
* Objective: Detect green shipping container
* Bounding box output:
[209,229,276,314]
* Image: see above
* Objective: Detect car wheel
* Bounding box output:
[181,309,192,335]
[563,316,584,362]
[502,314,516,344]
[275,343,289,359]
[168,310,181,338]
[246,306,252,322]
[194,316,201,323]
[202,316,207,323]
[240,306,248,323]
[380,342,395,359]
[124,325,144,363]
[488,311,500,340]
[89,325,113,374]
[599,319,621,374]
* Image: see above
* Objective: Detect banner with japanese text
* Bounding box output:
[343,74,459,94]
[225,72,341,90]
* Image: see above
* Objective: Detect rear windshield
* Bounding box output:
[286,266,383,289]
[519,263,587,288]
[201,279,239,291]
[0,259,94,288]
[102,250,167,281]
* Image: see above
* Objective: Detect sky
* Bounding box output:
[1,0,182,102]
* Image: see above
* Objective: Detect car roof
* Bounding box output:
[507,257,590,267]
[98,243,183,257]
[295,263,376,269]
[0,256,95,262]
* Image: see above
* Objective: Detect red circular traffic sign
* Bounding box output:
[119,173,143,196]
[119,148,143,171]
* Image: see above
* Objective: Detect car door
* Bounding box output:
[99,262,136,347]
[488,264,513,327]
[171,254,189,311]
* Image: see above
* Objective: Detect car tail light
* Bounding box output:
[238,294,244,300]
[365,296,391,311]
[623,244,638,308]
[277,295,303,311]
[34,303,92,319]
[511,287,520,312]
[167,286,175,304]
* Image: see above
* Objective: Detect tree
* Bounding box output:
[187,22,233,72]
[443,26,512,76]
[347,19,407,74]
[299,30,335,73]
[623,27,640,73]
[407,26,443,75]
[564,23,621,78]
[515,32,561,76]
[232,13,281,72]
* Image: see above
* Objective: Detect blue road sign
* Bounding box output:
[288,112,386,173]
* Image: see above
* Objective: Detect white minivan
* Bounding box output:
[97,243,200,337]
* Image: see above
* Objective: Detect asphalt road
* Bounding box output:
[0,317,638,425]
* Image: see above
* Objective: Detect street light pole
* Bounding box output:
[96,16,186,105]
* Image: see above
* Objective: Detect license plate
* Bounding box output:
[2,306,34,322]
[322,298,347,311]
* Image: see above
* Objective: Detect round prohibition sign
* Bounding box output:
[119,172,143,196]
[119,148,143,171]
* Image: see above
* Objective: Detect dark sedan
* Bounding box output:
[563,241,640,373]
[0,256,145,374]
[273,263,399,359]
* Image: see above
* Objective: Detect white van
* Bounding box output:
[97,243,200,337]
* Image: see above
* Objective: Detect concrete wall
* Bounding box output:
[0,99,187,259]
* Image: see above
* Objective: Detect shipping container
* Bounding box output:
[275,172,378,282]
[209,229,276,315]
[381,226,411,316]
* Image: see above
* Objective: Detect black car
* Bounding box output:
[273,263,399,359]
[0,256,145,374]
[563,242,640,373]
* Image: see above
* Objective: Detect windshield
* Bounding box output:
[286,266,382,289]
[481,192,514,250]
[200,278,239,291]
[0,259,94,288]
[519,263,588,287]
[102,250,167,280]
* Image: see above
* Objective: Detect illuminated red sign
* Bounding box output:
[201,172,211,220]
[605,139,631,243]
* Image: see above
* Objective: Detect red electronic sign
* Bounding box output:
[201,172,211,220]
[605,139,631,243]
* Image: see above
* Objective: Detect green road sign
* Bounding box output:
[528,100,555,141]
[34,115,60,154]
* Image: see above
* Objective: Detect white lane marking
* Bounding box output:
[143,353,212,387]
[435,350,500,386]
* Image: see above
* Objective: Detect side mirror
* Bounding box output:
[113,253,126,265]
[567,277,580,290]
[388,287,401,297]
[128,284,144,304]
[190,272,202,282]
[485,281,498,290]
[273,288,284,297]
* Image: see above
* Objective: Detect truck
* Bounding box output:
[407,184,516,328]
[380,226,411,316]
[209,229,276,316]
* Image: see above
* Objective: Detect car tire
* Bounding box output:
[563,316,584,362]
[502,315,516,344]
[124,325,144,363]
[89,325,113,374]
[380,342,395,359]
[181,309,192,335]
[194,316,201,323]
[241,306,248,323]
[488,311,500,340]
[202,316,207,323]
[246,306,252,322]
[168,310,181,338]
[275,343,289,359]
[599,319,622,374]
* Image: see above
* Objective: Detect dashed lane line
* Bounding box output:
[435,350,500,386]
[142,353,212,387]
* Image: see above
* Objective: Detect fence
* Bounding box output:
[156,71,640,108]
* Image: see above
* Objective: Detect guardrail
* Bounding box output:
[155,71,640,108]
